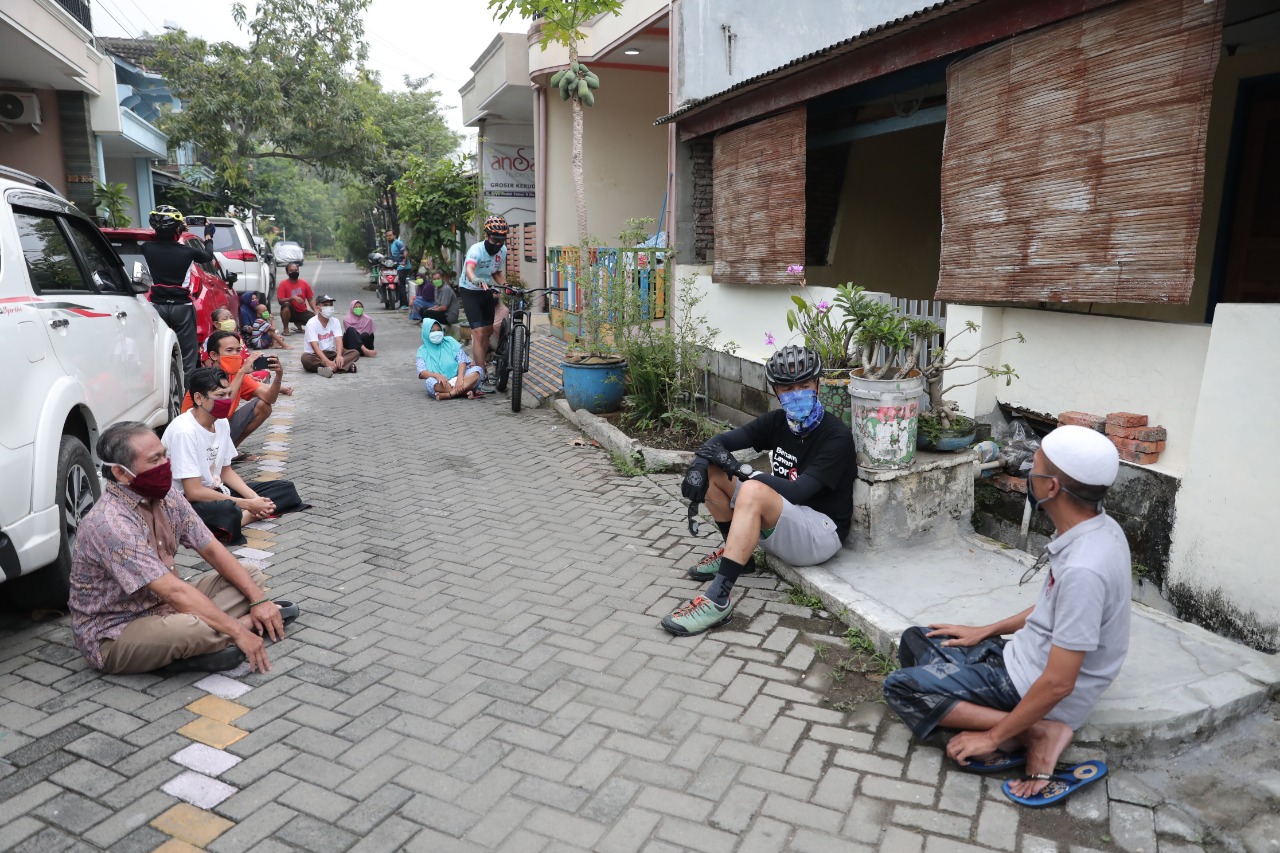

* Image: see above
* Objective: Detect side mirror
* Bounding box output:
[225,271,239,286]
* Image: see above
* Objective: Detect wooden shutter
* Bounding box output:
[713,108,806,285]
[523,221,536,263]
[935,0,1224,304]
[507,225,521,279]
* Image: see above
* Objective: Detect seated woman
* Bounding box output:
[342,300,377,357]
[238,292,264,340]
[416,318,483,400]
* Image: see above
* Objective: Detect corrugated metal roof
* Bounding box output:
[655,0,978,126]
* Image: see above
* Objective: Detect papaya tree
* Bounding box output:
[488,0,623,244]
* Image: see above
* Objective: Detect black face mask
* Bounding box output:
[288,271,300,280]
[1025,471,1056,513]
[484,240,503,256]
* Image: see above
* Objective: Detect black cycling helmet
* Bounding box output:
[765,344,822,386]
[149,205,185,235]
[483,215,509,239]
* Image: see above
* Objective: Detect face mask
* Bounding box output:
[428,329,445,344]
[288,271,300,280]
[320,306,334,319]
[122,461,172,500]
[259,312,270,321]
[216,319,237,332]
[778,388,823,435]
[1025,472,1055,513]
[207,397,235,419]
[353,307,364,317]
[485,241,503,256]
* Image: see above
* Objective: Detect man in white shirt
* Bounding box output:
[300,294,359,376]
[162,366,299,545]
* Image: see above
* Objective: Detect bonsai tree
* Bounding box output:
[919,321,1024,432]
[785,282,866,373]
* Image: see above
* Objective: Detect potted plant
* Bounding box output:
[557,247,628,413]
[784,275,864,428]
[840,299,928,469]
[917,322,1023,450]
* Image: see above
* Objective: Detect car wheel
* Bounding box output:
[167,355,184,424]
[6,436,99,610]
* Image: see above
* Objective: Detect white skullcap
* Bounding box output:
[1042,425,1120,487]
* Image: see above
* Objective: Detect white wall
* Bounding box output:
[943,307,1211,474]
[1168,305,1280,622]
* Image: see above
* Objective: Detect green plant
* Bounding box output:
[609,450,643,477]
[395,154,483,273]
[93,182,132,228]
[786,586,824,610]
[784,282,863,372]
[1132,562,1152,582]
[843,626,898,675]
[920,321,1024,420]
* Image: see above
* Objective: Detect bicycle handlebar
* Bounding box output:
[488,284,569,295]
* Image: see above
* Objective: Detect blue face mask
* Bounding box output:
[779,388,823,435]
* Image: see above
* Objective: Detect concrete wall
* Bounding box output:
[1168,304,1280,624]
[676,0,934,103]
[103,156,139,226]
[943,305,1212,475]
[543,67,668,248]
[807,123,944,297]
[0,89,65,193]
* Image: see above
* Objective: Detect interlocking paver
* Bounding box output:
[0,262,1215,852]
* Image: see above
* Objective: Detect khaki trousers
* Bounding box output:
[98,568,267,675]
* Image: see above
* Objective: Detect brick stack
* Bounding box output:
[1055,410,1166,465]
[1105,412,1166,465]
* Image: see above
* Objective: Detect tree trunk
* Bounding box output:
[570,43,587,246]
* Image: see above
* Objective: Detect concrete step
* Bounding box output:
[768,533,1280,749]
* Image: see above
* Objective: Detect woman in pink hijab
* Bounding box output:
[341,299,378,357]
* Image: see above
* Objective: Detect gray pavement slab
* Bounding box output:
[768,534,1280,747]
[0,261,1268,851]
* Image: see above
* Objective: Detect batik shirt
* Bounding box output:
[69,481,214,669]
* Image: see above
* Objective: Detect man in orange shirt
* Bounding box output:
[182,331,285,453]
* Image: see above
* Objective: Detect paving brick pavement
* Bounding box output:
[0,262,1248,851]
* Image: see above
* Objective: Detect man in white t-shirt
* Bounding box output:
[300,294,359,377]
[162,367,287,545]
[883,426,1130,808]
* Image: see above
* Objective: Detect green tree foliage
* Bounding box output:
[152,0,379,175]
[93,182,132,227]
[395,156,482,274]
[251,160,343,254]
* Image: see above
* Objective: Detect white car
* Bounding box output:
[0,167,181,608]
[200,216,272,302]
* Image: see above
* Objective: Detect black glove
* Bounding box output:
[695,443,743,477]
[681,459,710,504]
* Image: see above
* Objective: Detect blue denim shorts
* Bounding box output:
[882,626,1023,741]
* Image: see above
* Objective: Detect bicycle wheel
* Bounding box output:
[510,324,528,413]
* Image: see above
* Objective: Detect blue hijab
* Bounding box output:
[239,291,260,328]
[416,319,462,376]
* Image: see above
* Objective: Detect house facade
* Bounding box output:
[661,0,1280,636]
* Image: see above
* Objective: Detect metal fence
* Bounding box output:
[890,295,947,368]
[57,0,92,30]
[546,246,667,321]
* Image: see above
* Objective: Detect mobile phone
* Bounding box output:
[252,356,271,371]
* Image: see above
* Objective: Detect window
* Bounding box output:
[64,218,130,294]
[15,212,89,294]
[209,224,240,253]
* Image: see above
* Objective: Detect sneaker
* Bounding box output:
[661,595,734,636]
[317,365,333,378]
[687,546,725,581]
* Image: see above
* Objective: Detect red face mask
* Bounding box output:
[210,397,235,419]
[124,461,172,500]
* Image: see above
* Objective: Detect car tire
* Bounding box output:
[6,436,99,610]
[166,354,184,424]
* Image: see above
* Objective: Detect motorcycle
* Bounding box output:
[366,252,384,291]
[377,257,400,310]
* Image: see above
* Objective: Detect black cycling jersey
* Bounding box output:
[141,238,214,303]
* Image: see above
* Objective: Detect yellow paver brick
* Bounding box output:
[259,451,288,460]
[177,717,248,749]
[253,472,282,482]
[151,803,235,847]
[185,695,250,724]
[152,840,204,853]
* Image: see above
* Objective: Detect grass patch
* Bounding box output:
[609,451,644,477]
[843,626,898,676]
[786,586,825,611]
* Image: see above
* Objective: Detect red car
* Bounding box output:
[103,228,239,348]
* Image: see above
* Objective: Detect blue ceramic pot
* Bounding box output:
[562,360,627,414]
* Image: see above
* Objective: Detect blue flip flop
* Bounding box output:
[958,749,1027,774]
[1002,760,1108,807]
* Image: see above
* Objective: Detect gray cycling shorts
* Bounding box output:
[731,480,843,566]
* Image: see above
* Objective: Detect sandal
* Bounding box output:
[1002,760,1107,808]
[957,749,1027,774]
[467,389,485,399]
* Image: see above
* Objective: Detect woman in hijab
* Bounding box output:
[416,318,483,399]
[238,291,262,331]
[342,299,378,357]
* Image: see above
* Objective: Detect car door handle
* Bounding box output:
[115,311,128,319]
[49,318,69,329]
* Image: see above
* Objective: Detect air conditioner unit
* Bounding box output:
[0,92,41,126]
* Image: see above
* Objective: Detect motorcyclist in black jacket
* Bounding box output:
[141,206,214,382]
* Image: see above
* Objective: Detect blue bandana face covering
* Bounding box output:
[779,388,823,435]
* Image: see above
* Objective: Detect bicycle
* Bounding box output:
[488,283,566,413]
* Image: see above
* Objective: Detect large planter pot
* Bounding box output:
[917,415,978,451]
[818,371,854,430]
[562,359,627,414]
[849,368,925,470]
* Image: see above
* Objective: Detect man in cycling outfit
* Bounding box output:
[461,216,508,389]
[664,345,856,636]
[141,206,213,382]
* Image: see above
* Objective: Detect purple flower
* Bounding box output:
[764,332,776,347]
[816,300,832,313]
[786,264,805,276]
